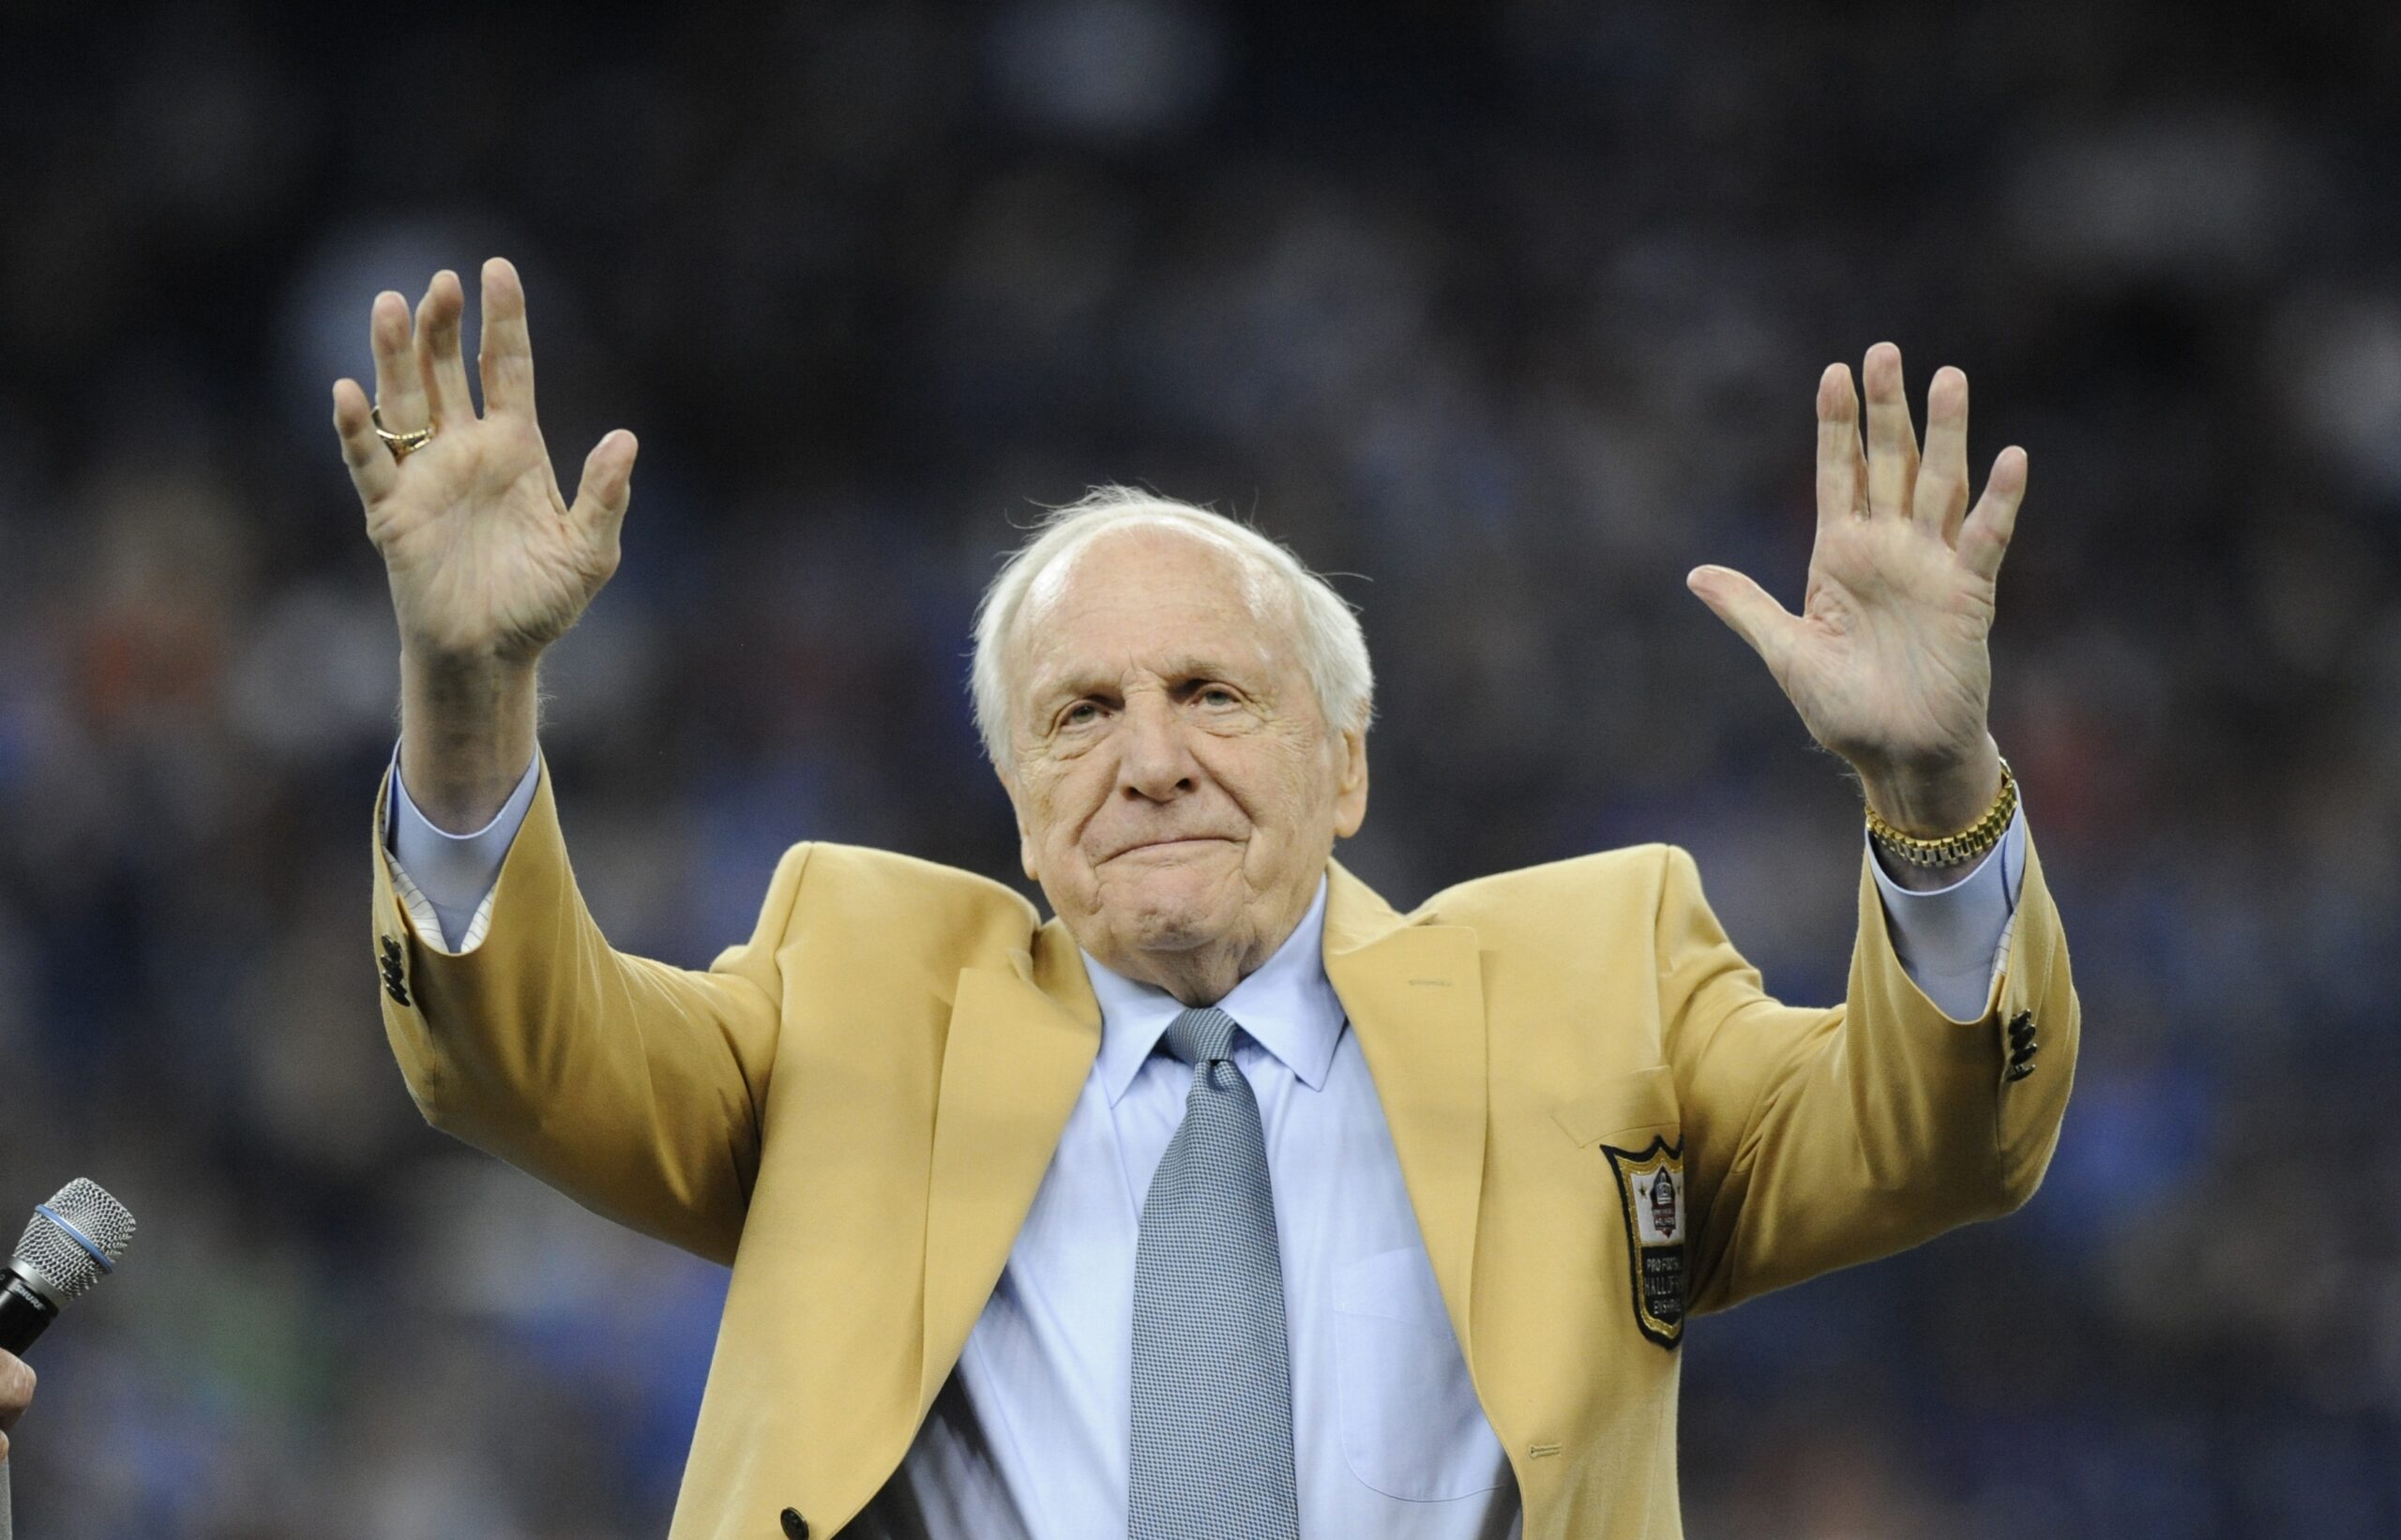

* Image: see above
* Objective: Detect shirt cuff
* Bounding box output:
[385,746,541,954]
[1868,804,2028,1022]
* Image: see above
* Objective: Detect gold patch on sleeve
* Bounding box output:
[1603,1137,1686,1348]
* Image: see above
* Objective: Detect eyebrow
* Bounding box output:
[1028,655,1267,708]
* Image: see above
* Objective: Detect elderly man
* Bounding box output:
[333,261,2074,1540]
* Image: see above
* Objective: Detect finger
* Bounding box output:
[0,1351,32,1433]
[369,290,429,432]
[1914,366,1971,541]
[1686,564,1802,679]
[1862,341,1919,520]
[332,378,398,505]
[476,257,536,417]
[415,270,474,426]
[1958,446,2028,584]
[1816,363,1866,526]
[569,430,640,554]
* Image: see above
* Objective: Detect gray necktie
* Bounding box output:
[1128,1006,1302,1540]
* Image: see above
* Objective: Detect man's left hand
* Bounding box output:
[1688,342,2024,838]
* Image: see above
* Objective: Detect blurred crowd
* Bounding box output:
[2,1,2398,1534]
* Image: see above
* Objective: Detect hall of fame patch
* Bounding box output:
[1603,1137,1686,1348]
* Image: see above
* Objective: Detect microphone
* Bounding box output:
[1,1180,135,1356]
[0,1180,134,1540]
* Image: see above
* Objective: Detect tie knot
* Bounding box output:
[1163,1006,1239,1067]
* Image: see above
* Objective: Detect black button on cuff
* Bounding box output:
[780,1507,809,1538]
[378,935,412,1007]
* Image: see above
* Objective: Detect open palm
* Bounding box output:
[1690,344,2025,830]
[331,260,635,665]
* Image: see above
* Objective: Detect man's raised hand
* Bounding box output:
[331,259,635,668]
[332,259,633,828]
[1686,343,2025,839]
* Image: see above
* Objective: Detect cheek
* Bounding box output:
[1211,733,1336,836]
[1020,764,1107,863]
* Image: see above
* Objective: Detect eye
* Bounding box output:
[1197,685,1241,708]
[1060,701,1104,728]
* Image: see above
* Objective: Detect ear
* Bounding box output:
[998,767,1040,881]
[1331,727,1369,839]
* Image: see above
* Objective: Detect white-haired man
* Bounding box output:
[335,261,2075,1540]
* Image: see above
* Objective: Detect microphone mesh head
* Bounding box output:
[13,1179,135,1301]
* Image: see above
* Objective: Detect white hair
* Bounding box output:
[970,487,1374,766]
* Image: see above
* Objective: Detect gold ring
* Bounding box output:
[371,407,436,460]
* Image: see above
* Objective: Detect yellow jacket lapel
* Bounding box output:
[1321,862,1490,1364]
[919,920,1101,1410]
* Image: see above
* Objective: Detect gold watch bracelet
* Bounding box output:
[1865,758,2017,868]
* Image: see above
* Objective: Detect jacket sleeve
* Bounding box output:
[1657,835,2076,1314]
[370,760,801,1265]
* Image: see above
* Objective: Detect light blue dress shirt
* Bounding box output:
[856,877,1520,1538]
[386,753,2026,1538]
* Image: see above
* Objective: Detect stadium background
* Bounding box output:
[2,2,2398,1533]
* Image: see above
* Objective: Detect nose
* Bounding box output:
[1117,692,1198,803]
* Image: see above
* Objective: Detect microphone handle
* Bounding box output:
[0,1275,54,1358]
[1,1265,51,1540]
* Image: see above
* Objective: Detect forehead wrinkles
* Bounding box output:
[1014,523,1296,683]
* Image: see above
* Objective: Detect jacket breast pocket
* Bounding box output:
[1331,1244,1508,1502]
[1552,1063,1682,1150]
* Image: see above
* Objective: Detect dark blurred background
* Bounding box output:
[1,0,2397,1533]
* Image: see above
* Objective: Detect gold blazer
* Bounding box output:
[370,765,2076,1539]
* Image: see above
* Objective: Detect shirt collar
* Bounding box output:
[1086,875,1345,1105]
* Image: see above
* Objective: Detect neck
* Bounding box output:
[1121,944,1260,1009]
[1103,898,1314,1008]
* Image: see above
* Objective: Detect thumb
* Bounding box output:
[569,429,639,551]
[1686,565,1800,676]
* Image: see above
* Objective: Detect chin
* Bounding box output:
[1096,860,1246,956]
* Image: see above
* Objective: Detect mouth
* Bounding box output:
[1101,836,1236,863]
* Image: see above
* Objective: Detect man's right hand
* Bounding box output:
[331,259,636,829]
[0,1348,32,1461]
